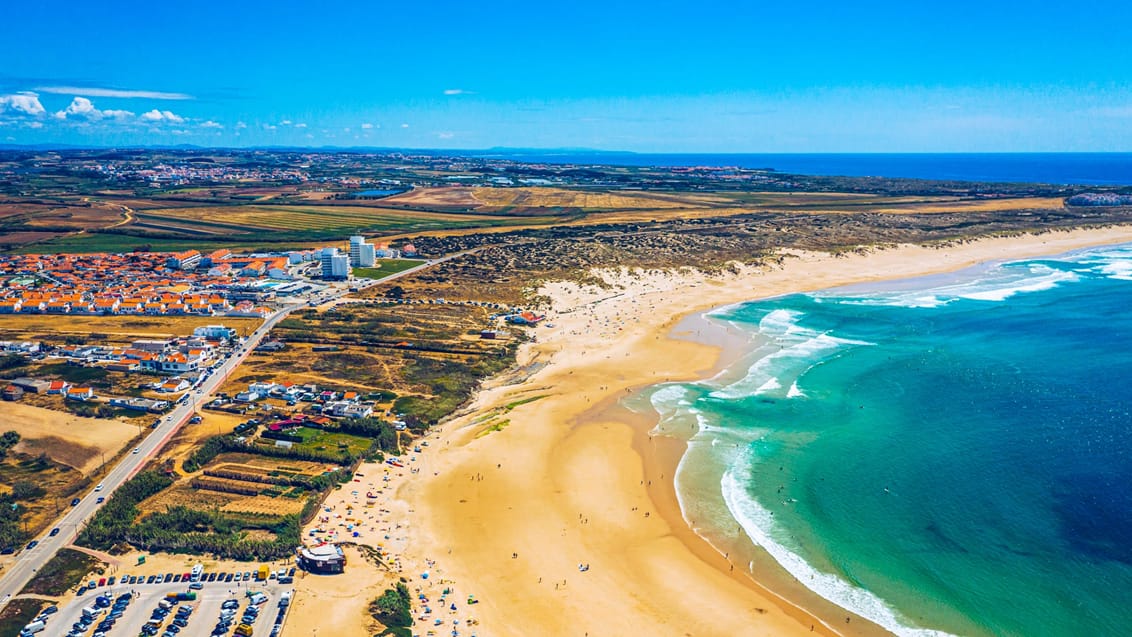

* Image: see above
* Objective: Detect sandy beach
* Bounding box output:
[296,227,1132,637]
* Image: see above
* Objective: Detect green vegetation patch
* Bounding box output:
[0,599,48,637]
[350,259,422,280]
[371,582,413,637]
[20,548,104,596]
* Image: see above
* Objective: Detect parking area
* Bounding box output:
[49,570,293,637]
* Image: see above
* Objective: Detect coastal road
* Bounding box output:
[0,253,462,609]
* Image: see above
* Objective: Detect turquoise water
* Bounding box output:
[643,244,1132,636]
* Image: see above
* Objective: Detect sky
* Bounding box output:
[2,0,1132,152]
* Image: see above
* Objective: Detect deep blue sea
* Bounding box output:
[640,244,1132,636]
[483,152,1132,186]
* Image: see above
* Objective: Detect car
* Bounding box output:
[96,497,105,504]
[190,582,203,590]
[107,576,116,585]
[165,572,174,581]
[71,497,81,506]
[49,527,60,536]
[76,586,88,595]
[43,606,58,615]
[95,483,104,491]
[147,575,157,584]
[173,619,188,627]
[154,575,164,584]
[288,567,296,577]
[133,447,141,454]
[208,572,218,582]
[26,540,38,550]
[244,571,252,580]
[172,573,181,582]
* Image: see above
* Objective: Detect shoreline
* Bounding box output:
[308,226,1132,637]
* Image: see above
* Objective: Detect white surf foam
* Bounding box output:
[816,263,1079,308]
[720,458,957,637]
[709,310,871,399]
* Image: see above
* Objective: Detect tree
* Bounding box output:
[0,430,19,459]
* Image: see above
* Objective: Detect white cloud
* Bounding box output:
[36,86,192,100]
[56,97,100,120]
[401,123,409,128]
[0,92,46,116]
[263,124,277,131]
[101,109,135,121]
[443,89,474,96]
[140,109,185,123]
[437,132,455,139]
[294,123,307,128]
[235,121,248,129]
[200,120,223,129]
[360,123,374,129]
[343,127,351,132]
[280,120,292,126]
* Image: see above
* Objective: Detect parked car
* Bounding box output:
[49,528,60,536]
[71,498,81,506]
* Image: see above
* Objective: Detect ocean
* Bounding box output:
[482,152,1132,186]
[637,243,1132,636]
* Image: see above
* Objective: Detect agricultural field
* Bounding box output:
[131,204,550,239]
[471,186,694,212]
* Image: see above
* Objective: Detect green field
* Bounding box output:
[290,427,373,456]
[14,232,317,255]
[351,259,422,279]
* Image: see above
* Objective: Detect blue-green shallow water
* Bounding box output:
[641,244,1132,637]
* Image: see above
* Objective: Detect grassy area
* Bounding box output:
[351,259,422,279]
[0,599,46,637]
[289,428,373,456]
[34,362,109,384]
[20,548,104,596]
[13,232,318,255]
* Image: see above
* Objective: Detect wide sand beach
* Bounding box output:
[300,226,1132,637]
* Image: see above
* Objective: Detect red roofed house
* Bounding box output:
[65,387,95,401]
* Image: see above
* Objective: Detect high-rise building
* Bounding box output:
[349,235,376,267]
[320,247,350,279]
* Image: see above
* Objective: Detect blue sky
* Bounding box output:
[2,0,1131,152]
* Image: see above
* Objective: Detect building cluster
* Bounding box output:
[0,251,303,317]
[91,162,309,186]
[1,325,240,408]
[217,380,374,419]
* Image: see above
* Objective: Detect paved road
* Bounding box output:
[0,253,466,610]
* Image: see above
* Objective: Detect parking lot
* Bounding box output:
[48,570,293,637]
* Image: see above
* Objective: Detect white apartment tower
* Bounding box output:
[349,235,376,267]
[320,247,350,279]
